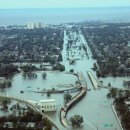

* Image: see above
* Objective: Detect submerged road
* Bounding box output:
[60,28,122,130]
[0,26,122,130]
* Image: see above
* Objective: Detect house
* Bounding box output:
[3,122,13,128]
[26,122,35,128]
[0,77,5,83]
[124,100,130,112]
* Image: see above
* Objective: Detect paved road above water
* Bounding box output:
[60,72,87,127]
[0,95,60,130]
[60,28,122,130]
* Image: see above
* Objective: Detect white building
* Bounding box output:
[38,99,57,112]
[27,22,35,29]
[27,22,43,29]
[35,22,43,29]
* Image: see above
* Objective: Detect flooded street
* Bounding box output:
[60,28,122,130]
[1,26,128,130]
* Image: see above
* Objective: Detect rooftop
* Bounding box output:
[40,99,56,103]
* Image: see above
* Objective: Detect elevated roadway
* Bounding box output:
[0,95,60,130]
[60,72,87,127]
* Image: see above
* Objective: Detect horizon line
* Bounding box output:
[0,6,130,10]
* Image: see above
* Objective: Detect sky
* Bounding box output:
[0,0,130,9]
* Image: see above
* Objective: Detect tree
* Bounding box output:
[42,72,47,79]
[57,54,63,61]
[70,115,83,127]
[64,94,72,104]
[109,88,117,98]
[108,82,111,87]
[43,117,52,130]
[1,99,11,110]
[0,82,6,90]
[106,93,111,98]
[47,91,51,97]
[69,69,74,73]
[93,63,97,71]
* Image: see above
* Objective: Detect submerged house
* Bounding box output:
[123,80,130,88]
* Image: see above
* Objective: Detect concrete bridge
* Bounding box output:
[60,72,87,127]
[87,71,100,89]
[0,95,60,130]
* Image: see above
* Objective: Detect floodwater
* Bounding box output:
[99,76,130,88]
[59,29,122,130]
[1,27,128,130]
[0,71,77,102]
[0,71,78,130]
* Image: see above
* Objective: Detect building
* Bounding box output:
[38,99,57,112]
[27,22,35,29]
[35,22,43,29]
[3,122,13,128]
[0,77,5,83]
[124,100,130,112]
[27,22,43,29]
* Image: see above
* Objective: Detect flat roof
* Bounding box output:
[40,99,56,103]
[125,101,130,104]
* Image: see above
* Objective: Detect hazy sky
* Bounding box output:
[0,0,130,9]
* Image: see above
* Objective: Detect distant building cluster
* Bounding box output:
[27,22,43,29]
